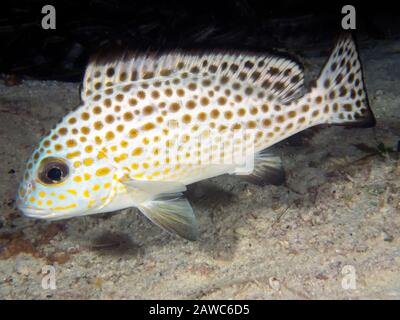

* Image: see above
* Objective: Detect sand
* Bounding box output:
[0,38,399,299]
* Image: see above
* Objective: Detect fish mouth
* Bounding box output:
[18,205,60,220]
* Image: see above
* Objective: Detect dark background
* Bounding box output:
[0,0,399,81]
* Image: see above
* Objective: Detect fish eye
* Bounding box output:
[37,157,69,185]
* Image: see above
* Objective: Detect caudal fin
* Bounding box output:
[310,34,376,127]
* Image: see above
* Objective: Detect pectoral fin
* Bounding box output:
[236,150,285,186]
[138,193,199,241]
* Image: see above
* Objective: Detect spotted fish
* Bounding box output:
[17,34,375,240]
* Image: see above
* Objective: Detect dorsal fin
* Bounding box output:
[81,50,304,103]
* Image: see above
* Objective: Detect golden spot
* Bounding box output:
[83,158,93,166]
[143,122,155,131]
[129,129,138,138]
[238,108,246,117]
[188,83,197,91]
[72,128,78,135]
[198,112,207,121]
[68,117,77,125]
[131,163,139,170]
[67,189,77,195]
[170,102,180,112]
[120,140,128,148]
[129,98,138,106]
[84,173,91,181]
[333,103,339,112]
[217,97,227,105]
[46,199,53,206]
[165,88,173,97]
[183,100,195,110]
[105,131,115,141]
[149,90,160,99]
[105,88,113,95]
[288,110,296,118]
[116,94,124,102]
[58,128,68,135]
[160,68,172,76]
[245,87,253,95]
[312,110,320,117]
[132,147,143,156]
[286,123,294,130]
[73,176,82,183]
[67,151,80,159]
[123,112,133,121]
[274,105,281,112]
[83,189,90,198]
[143,162,149,169]
[143,71,154,79]
[104,99,112,108]
[200,97,209,106]
[51,134,58,141]
[250,107,258,115]
[298,117,306,123]
[43,140,50,148]
[66,139,77,147]
[119,71,127,81]
[58,194,66,200]
[324,105,330,113]
[95,136,102,145]
[247,120,257,129]
[259,104,269,114]
[210,109,220,119]
[105,114,115,124]
[262,119,272,127]
[274,126,281,132]
[106,67,115,77]
[39,191,46,198]
[93,106,102,114]
[94,121,104,130]
[234,95,242,103]
[73,161,81,168]
[302,104,310,112]
[81,126,90,135]
[143,137,150,144]
[96,168,111,177]
[224,111,233,120]
[93,184,100,192]
[116,124,124,132]
[276,115,285,123]
[177,89,185,97]
[156,116,163,123]
[83,144,93,153]
[114,105,121,112]
[182,114,192,124]
[208,90,215,97]
[137,90,146,99]
[343,103,352,112]
[54,144,62,151]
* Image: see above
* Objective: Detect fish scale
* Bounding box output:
[17,34,376,240]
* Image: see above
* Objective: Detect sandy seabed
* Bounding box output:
[0,39,399,299]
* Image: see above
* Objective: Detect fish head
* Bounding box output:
[16,126,117,220]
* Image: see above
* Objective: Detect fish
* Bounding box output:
[16,34,375,240]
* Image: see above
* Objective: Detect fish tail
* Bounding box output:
[308,33,376,127]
